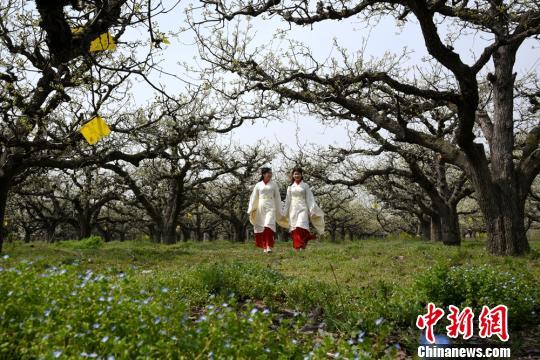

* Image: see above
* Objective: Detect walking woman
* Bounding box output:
[282,167,325,250]
[247,167,285,253]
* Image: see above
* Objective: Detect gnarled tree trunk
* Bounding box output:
[437,203,461,246]
[77,216,92,239]
[232,221,248,242]
[417,214,431,240]
[469,44,530,256]
[160,222,177,244]
[430,214,442,242]
[474,181,529,255]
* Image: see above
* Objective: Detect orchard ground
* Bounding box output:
[1,235,539,359]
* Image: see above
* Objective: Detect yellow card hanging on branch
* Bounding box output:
[71,27,116,52]
[89,32,116,52]
[80,116,111,145]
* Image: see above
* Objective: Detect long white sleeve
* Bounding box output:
[282,185,291,217]
[247,183,259,214]
[273,182,282,215]
[305,183,316,214]
[304,183,325,234]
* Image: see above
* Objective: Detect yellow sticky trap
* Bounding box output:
[80,116,111,145]
[72,28,116,51]
[89,32,116,52]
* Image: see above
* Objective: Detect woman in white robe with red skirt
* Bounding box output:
[247,167,286,253]
[282,167,325,250]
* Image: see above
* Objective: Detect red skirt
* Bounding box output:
[254,227,275,248]
[291,227,317,249]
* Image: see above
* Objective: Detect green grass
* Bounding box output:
[1,236,539,359]
[6,236,540,286]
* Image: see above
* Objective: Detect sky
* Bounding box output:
[125,1,540,154]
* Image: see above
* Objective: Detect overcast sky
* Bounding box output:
[125,1,539,153]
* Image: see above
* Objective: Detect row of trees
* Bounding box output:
[8,136,540,245]
[191,0,540,255]
[6,148,386,244]
[1,0,539,256]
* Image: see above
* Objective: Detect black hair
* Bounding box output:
[259,167,272,181]
[290,166,303,184]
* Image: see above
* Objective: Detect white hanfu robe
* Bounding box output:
[282,181,325,234]
[247,180,284,233]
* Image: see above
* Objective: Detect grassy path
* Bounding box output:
[1,237,538,359]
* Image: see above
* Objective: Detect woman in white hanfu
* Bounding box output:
[282,167,325,250]
[247,167,286,253]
